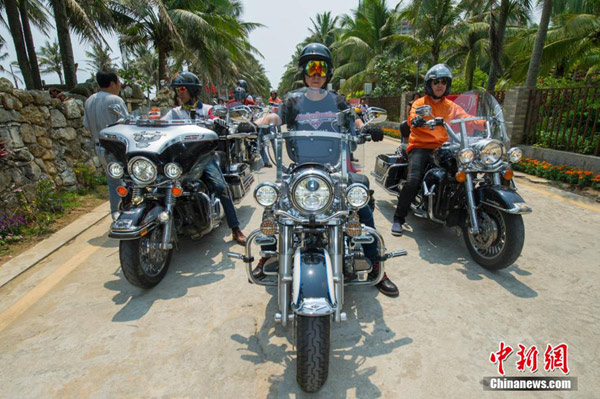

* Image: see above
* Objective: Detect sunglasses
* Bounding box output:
[432,78,449,86]
[304,60,328,77]
[177,86,187,93]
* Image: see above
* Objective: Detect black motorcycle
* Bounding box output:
[372,91,531,270]
[99,108,254,288]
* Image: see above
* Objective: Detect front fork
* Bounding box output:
[464,173,480,234]
[277,222,294,327]
[160,189,176,250]
[329,223,345,323]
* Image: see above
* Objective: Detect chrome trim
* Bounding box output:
[274,209,349,224]
[345,183,370,210]
[465,174,480,234]
[481,200,532,214]
[279,224,294,327]
[254,182,279,207]
[293,298,335,316]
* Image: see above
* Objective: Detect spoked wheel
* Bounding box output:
[120,225,173,288]
[296,315,331,393]
[462,205,524,270]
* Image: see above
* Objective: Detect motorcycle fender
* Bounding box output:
[476,185,532,214]
[109,204,164,239]
[292,248,335,316]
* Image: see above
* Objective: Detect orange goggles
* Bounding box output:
[304,60,328,77]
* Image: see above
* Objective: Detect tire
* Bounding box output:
[462,205,525,270]
[120,226,173,288]
[296,315,331,393]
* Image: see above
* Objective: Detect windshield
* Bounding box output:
[281,87,352,165]
[446,91,509,148]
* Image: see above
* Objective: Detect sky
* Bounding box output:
[0,0,542,89]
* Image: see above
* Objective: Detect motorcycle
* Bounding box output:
[99,107,254,288]
[372,91,531,270]
[228,88,406,392]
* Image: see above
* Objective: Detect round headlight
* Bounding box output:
[164,163,182,179]
[292,174,333,214]
[128,157,157,183]
[480,141,504,165]
[508,147,523,163]
[254,183,279,207]
[458,148,475,165]
[346,184,369,209]
[107,162,124,179]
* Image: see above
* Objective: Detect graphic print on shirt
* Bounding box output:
[296,111,337,130]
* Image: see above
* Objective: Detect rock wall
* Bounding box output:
[0,78,101,216]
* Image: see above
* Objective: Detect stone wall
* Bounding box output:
[0,78,101,216]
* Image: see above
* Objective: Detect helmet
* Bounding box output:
[270,90,277,97]
[233,86,246,102]
[171,72,202,98]
[424,64,452,97]
[298,43,333,88]
[236,79,249,91]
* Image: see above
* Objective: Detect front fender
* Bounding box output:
[476,185,532,214]
[109,203,165,239]
[292,248,335,316]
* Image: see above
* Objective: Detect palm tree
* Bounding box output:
[38,40,64,84]
[333,0,404,93]
[524,0,553,88]
[307,11,340,47]
[85,43,119,73]
[3,0,36,88]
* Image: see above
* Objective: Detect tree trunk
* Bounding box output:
[486,0,509,91]
[158,47,168,84]
[50,0,77,89]
[19,0,43,89]
[525,0,553,88]
[4,0,35,89]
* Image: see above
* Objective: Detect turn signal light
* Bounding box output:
[456,171,467,183]
[345,215,362,237]
[260,219,277,236]
[171,187,183,197]
[503,169,514,181]
[116,186,128,197]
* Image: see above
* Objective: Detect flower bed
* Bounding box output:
[514,158,600,189]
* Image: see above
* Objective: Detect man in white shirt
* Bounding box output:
[83,70,128,214]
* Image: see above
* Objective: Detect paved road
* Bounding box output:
[1,138,598,398]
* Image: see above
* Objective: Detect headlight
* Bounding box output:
[128,157,157,183]
[291,172,333,214]
[107,162,124,179]
[458,148,475,165]
[164,163,182,179]
[508,147,523,163]
[480,141,504,165]
[346,184,369,209]
[254,183,279,207]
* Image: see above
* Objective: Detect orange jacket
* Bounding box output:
[407,96,484,153]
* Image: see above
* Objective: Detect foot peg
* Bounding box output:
[380,250,408,261]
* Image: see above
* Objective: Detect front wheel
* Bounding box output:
[296,315,331,393]
[462,205,525,270]
[120,226,173,288]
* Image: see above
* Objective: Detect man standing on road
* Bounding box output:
[83,70,128,215]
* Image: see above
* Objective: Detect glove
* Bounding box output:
[212,118,228,128]
[411,115,426,128]
[362,125,384,142]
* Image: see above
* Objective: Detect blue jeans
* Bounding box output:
[257,127,272,166]
[202,159,240,230]
[96,145,122,213]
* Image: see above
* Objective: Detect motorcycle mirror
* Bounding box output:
[365,107,387,124]
[211,105,228,118]
[416,105,432,117]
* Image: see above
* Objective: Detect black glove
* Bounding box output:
[362,125,384,142]
[411,115,426,128]
[212,118,227,128]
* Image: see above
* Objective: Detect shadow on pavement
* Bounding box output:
[231,286,412,398]
[375,199,537,299]
[103,206,255,322]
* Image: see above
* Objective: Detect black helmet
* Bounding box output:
[171,71,202,98]
[424,64,453,98]
[298,43,333,88]
[236,79,249,91]
[233,86,247,102]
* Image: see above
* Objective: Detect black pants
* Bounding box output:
[393,148,433,223]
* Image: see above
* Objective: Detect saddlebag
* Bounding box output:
[224,162,255,204]
[373,154,407,189]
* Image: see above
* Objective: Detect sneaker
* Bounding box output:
[391,221,403,236]
[232,228,247,246]
[251,257,268,280]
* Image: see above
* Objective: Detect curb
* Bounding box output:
[0,202,110,288]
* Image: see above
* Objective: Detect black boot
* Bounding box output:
[370,263,399,297]
[251,257,268,280]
